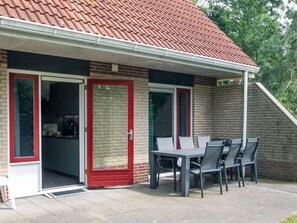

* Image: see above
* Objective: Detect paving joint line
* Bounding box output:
[250,185,297,196]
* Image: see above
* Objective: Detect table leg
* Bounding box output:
[150,153,157,189]
[181,157,190,197]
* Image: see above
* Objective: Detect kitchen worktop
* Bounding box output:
[42,135,79,140]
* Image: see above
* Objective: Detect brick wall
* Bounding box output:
[213,85,244,138]
[247,84,297,181]
[0,49,8,177]
[0,49,8,202]
[90,62,149,183]
[212,83,297,181]
[192,76,217,145]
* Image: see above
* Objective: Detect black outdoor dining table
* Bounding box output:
[150,147,229,197]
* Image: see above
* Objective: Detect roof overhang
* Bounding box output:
[0,16,259,79]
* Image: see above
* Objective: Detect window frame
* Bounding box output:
[176,88,191,148]
[9,73,40,163]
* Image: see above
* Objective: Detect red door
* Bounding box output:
[87,79,134,187]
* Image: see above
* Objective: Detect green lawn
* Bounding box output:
[280,215,297,223]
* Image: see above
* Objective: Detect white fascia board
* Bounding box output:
[0,16,260,74]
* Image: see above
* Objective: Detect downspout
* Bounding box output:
[243,71,248,147]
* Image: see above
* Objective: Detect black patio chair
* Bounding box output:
[190,140,224,198]
[239,137,260,187]
[156,137,178,191]
[221,139,243,191]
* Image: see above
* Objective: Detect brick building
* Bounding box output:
[1,0,294,198]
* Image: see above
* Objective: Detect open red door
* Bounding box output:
[87,79,134,186]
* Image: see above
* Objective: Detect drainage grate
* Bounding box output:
[48,188,88,198]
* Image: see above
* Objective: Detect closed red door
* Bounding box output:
[87,79,134,186]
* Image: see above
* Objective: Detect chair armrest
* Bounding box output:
[190,161,201,168]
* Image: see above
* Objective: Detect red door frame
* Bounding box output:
[87,79,134,187]
[176,88,191,148]
[9,73,40,163]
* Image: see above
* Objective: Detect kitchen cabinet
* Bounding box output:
[50,83,79,114]
[42,136,79,177]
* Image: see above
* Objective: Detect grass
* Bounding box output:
[280,215,297,223]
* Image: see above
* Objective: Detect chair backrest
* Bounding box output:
[232,138,243,143]
[224,139,243,166]
[241,137,259,163]
[197,136,211,148]
[201,140,224,171]
[156,137,175,151]
[179,136,195,149]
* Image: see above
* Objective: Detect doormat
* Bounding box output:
[48,188,88,198]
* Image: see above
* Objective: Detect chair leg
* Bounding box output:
[8,185,16,210]
[219,170,223,195]
[173,167,177,191]
[224,167,228,191]
[200,173,204,198]
[236,165,241,187]
[157,162,161,187]
[240,163,245,187]
[0,183,16,210]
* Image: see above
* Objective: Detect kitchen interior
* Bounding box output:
[41,81,80,189]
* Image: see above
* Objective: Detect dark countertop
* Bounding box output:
[42,135,79,140]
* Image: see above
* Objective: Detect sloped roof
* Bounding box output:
[0,0,257,67]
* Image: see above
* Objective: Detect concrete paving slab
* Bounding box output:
[55,209,98,222]
[11,198,50,219]
[0,178,296,223]
[27,195,74,214]
[0,206,24,223]
[56,194,99,210]
[28,214,68,223]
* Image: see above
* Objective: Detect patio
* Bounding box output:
[1,178,296,223]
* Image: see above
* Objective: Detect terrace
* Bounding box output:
[1,178,296,223]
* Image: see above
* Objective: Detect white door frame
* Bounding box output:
[41,76,86,186]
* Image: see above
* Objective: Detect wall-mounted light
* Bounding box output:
[248,73,255,79]
[112,64,119,72]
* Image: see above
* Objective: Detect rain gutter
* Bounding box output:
[0,16,260,74]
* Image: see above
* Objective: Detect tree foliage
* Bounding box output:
[196,0,297,118]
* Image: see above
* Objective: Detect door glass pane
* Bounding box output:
[149,92,173,151]
[14,78,34,157]
[178,91,189,137]
[93,84,128,169]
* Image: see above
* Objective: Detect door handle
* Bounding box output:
[127,130,133,140]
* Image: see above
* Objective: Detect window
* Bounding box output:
[9,73,39,162]
[149,87,191,151]
[176,88,191,147]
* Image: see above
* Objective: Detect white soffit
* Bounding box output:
[0,16,259,79]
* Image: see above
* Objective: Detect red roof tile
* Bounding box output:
[0,0,257,67]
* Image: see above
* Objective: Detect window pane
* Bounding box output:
[149,92,173,151]
[92,84,128,169]
[14,78,34,157]
[178,91,189,137]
